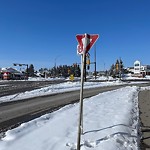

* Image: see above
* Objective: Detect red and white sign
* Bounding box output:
[76,33,99,54]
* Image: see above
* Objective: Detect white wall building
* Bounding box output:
[134,60,141,74]
[133,60,150,76]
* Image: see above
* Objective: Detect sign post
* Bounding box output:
[76,33,99,150]
[77,51,85,150]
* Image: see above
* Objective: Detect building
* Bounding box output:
[127,60,150,77]
[134,60,141,74]
[141,65,150,76]
[133,60,150,77]
[0,67,27,80]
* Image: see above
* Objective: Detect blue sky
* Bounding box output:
[0,0,150,71]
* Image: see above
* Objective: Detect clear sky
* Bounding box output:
[0,0,150,71]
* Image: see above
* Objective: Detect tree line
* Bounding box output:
[27,64,81,78]
[27,59,130,78]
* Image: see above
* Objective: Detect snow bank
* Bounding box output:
[28,77,65,81]
[0,81,126,103]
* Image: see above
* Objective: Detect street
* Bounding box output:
[0,80,66,97]
[0,84,126,132]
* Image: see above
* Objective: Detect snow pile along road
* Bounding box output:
[0,80,125,103]
[0,86,140,150]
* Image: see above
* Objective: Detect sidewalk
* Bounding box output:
[139,90,150,150]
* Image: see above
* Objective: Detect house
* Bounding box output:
[0,67,27,80]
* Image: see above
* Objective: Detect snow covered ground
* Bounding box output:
[0,77,149,150]
[0,85,141,150]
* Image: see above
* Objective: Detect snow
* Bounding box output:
[122,74,150,80]
[0,76,149,149]
[0,80,127,103]
[145,75,150,79]
[0,78,144,150]
[28,77,66,81]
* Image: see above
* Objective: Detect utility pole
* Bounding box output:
[26,64,29,79]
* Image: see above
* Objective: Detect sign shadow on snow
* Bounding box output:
[82,124,138,148]
[83,123,136,135]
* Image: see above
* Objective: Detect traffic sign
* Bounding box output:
[69,74,74,81]
[76,33,99,54]
[76,33,99,150]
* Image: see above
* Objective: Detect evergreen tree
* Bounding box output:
[28,64,35,77]
[109,64,115,77]
[48,64,81,78]
[109,58,125,78]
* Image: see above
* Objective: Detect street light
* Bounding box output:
[13,63,29,79]
[54,55,60,77]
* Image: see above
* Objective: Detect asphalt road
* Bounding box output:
[0,84,128,132]
[0,80,66,97]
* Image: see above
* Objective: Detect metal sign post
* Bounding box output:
[76,33,99,150]
[77,33,88,150]
[77,52,85,150]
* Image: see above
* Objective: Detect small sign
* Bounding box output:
[69,74,74,81]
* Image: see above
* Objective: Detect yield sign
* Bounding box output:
[76,33,99,54]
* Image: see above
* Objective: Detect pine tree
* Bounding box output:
[109,58,125,78]
[109,64,115,77]
[28,64,35,77]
